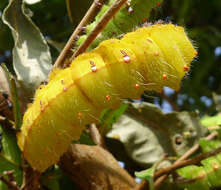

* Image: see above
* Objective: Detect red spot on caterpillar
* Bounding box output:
[80,26,86,32]
[56,133,61,137]
[195,51,198,56]
[135,84,140,89]
[43,148,47,153]
[63,87,67,91]
[147,39,153,43]
[91,66,97,72]
[162,74,167,80]
[90,61,97,72]
[120,22,124,25]
[199,172,206,179]
[128,7,133,14]
[95,1,102,7]
[157,2,161,6]
[120,50,131,63]
[142,18,147,23]
[123,55,131,63]
[40,101,44,112]
[105,95,111,101]
[184,65,189,72]
[212,163,219,171]
[77,112,83,118]
[154,52,159,56]
[29,126,32,132]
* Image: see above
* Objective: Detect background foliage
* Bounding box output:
[0,0,221,190]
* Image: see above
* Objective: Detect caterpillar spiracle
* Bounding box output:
[17,24,197,172]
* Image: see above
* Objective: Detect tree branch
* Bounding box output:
[161,91,179,111]
[21,164,41,190]
[59,144,136,190]
[54,0,106,68]
[134,131,217,190]
[154,131,217,189]
[0,171,19,190]
[154,143,221,179]
[72,0,127,58]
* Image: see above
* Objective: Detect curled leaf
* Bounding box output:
[2,0,52,95]
[107,102,208,166]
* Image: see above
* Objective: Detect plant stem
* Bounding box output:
[0,173,19,190]
[161,91,179,111]
[54,0,106,68]
[154,141,221,178]
[1,64,21,130]
[134,131,217,190]
[154,131,217,189]
[72,0,127,58]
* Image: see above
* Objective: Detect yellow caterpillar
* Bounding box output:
[17,24,197,172]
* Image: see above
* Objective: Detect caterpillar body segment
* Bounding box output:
[17,24,197,172]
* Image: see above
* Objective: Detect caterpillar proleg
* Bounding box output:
[17,24,197,172]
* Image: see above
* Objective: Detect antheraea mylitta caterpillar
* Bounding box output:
[17,24,197,172]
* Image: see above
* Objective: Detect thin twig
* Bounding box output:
[1,64,21,130]
[154,144,221,179]
[161,92,179,111]
[72,0,127,58]
[54,0,106,68]
[0,172,19,190]
[89,124,106,148]
[21,164,41,190]
[154,131,217,189]
[134,131,217,190]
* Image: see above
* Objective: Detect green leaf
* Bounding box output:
[10,77,22,129]
[0,182,8,190]
[135,167,154,180]
[24,0,41,4]
[1,64,22,129]
[99,103,128,135]
[45,180,60,190]
[40,166,63,190]
[2,0,52,95]
[107,102,208,167]
[0,125,23,188]
[200,139,221,153]
[201,114,221,128]
[72,131,95,146]
[0,66,10,96]
[135,168,154,190]
[135,159,162,190]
